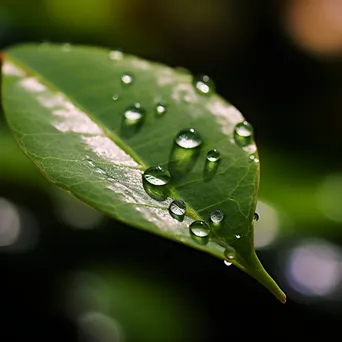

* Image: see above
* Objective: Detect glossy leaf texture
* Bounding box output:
[1,43,285,302]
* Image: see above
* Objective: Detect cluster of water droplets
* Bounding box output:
[78,47,261,266]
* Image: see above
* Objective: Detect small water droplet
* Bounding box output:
[249,154,259,163]
[121,73,133,85]
[254,212,259,221]
[210,209,224,223]
[175,128,203,149]
[224,246,236,261]
[112,94,120,101]
[62,43,72,52]
[224,260,232,266]
[109,49,123,60]
[235,234,241,239]
[207,149,220,162]
[124,103,145,124]
[194,75,215,95]
[234,121,254,147]
[155,102,167,116]
[189,221,210,244]
[169,200,186,221]
[143,166,171,186]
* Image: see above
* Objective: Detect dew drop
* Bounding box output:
[121,73,133,85]
[224,246,236,261]
[112,94,119,101]
[194,75,215,95]
[207,149,220,162]
[210,209,224,223]
[189,221,210,244]
[254,212,259,221]
[249,154,259,163]
[175,128,203,149]
[234,121,254,147]
[143,166,171,186]
[169,200,186,221]
[224,260,232,266]
[109,49,123,60]
[155,102,167,116]
[123,103,145,124]
[235,234,241,239]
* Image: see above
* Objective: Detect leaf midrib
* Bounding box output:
[5,53,202,221]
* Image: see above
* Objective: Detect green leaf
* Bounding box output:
[1,43,285,302]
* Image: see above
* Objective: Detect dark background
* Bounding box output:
[1,0,342,341]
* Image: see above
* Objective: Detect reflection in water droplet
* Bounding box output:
[210,209,224,223]
[235,234,241,239]
[249,154,259,163]
[155,102,167,116]
[62,43,72,52]
[254,212,259,221]
[175,128,203,149]
[124,103,145,123]
[224,246,236,261]
[194,75,215,95]
[207,149,220,162]
[203,157,220,182]
[109,49,123,60]
[169,200,186,221]
[224,260,232,266]
[168,142,200,181]
[189,221,210,245]
[143,166,171,186]
[234,121,254,147]
[112,94,119,101]
[121,73,133,85]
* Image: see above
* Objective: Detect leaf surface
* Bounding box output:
[1,44,285,302]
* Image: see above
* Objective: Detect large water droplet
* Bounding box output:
[175,128,203,149]
[123,103,145,124]
[254,212,259,221]
[189,221,210,245]
[109,49,123,60]
[155,102,167,116]
[207,149,220,162]
[234,121,254,147]
[143,166,171,186]
[210,209,224,223]
[194,75,215,95]
[169,200,186,221]
[224,246,236,261]
[224,260,232,266]
[121,73,133,85]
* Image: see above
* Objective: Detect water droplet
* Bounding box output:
[207,149,220,162]
[62,43,72,52]
[194,75,215,95]
[224,246,236,261]
[224,260,232,266]
[234,121,254,147]
[124,103,145,124]
[254,212,259,221]
[249,154,259,163]
[175,128,203,149]
[169,200,186,221]
[112,94,119,101]
[143,166,171,186]
[210,209,224,223]
[109,49,123,60]
[121,73,133,85]
[235,234,241,239]
[189,221,210,245]
[155,102,167,116]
